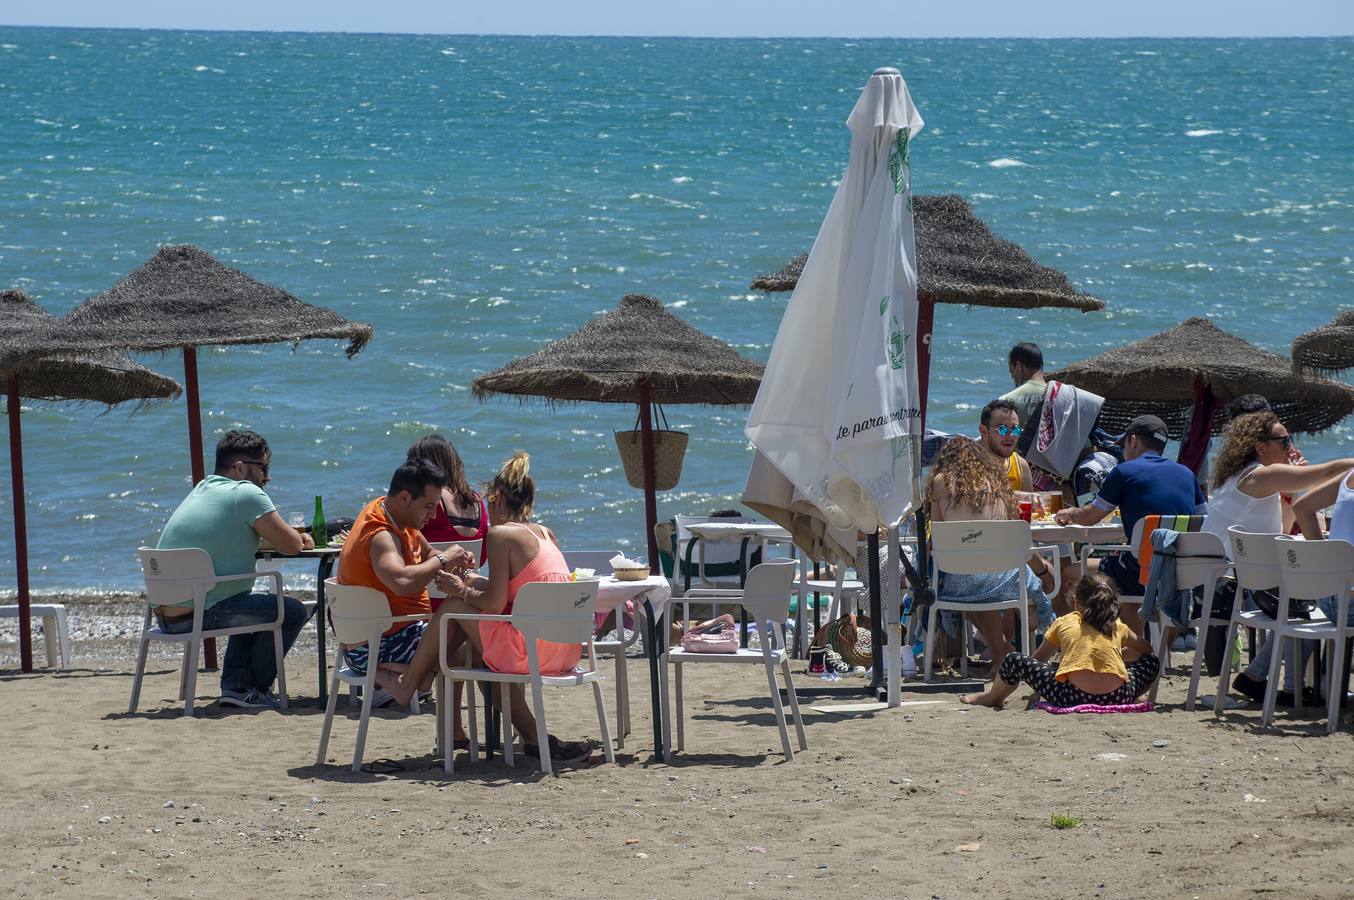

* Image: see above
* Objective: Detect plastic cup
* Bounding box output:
[1018,501,1033,522]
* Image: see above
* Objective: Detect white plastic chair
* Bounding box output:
[926,520,1057,681]
[314,579,426,773]
[563,550,635,747]
[427,540,483,601]
[793,552,863,656]
[1269,537,1354,733]
[658,559,806,762]
[1145,531,1230,707]
[436,580,615,776]
[1215,527,1286,715]
[130,547,288,717]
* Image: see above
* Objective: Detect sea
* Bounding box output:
[0,29,1350,593]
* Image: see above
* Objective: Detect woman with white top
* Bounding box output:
[1205,412,1354,704]
[1293,466,1354,545]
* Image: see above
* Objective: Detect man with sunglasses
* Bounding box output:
[978,399,1033,492]
[154,429,313,709]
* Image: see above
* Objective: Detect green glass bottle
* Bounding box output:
[311,495,328,548]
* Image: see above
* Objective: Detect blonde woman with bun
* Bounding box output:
[388,451,591,766]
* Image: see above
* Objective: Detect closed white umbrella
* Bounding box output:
[744,67,924,706]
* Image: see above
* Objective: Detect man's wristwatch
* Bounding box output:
[434,552,446,568]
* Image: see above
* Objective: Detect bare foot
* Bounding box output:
[382,673,418,707]
[960,691,1004,708]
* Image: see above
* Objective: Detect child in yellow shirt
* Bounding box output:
[962,572,1159,708]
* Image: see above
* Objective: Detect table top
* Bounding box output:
[1030,521,1126,544]
[685,522,793,542]
[592,574,670,613]
[256,543,345,558]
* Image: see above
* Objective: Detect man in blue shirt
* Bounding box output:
[1053,415,1206,633]
[156,430,313,709]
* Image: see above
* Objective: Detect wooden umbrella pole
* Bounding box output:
[638,380,660,574]
[183,347,206,486]
[916,295,935,432]
[182,347,217,671]
[8,374,33,673]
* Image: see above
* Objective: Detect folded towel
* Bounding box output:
[1036,701,1154,714]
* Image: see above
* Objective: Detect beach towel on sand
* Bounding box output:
[1037,701,1154,714]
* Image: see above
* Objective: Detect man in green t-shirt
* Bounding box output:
[998,341,1047,429]
[156,430,313,709]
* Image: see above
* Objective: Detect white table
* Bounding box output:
[1030,521,1126,546]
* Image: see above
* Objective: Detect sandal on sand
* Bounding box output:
[363,758,405,774]
[520,736,592,768]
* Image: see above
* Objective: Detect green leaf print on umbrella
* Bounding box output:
[879,295,889,316]
[887,315,909,370]
[888,129,910,194]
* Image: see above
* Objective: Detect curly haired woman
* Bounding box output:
[1203,411,1354,704]
[926,437,1056,675]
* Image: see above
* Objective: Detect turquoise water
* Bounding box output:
[0,29,1350,591]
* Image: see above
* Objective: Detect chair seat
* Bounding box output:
[443,665,603,687]
[666,647,787,664]
[145,622,282,642]
[797,579,863,592]
[931,597,1025,612]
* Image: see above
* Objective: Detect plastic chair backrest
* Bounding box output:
[511,580,599,645]
[1228,527,1281,594]
[428,540,482,599]
[138,547,215,606]
[930,520,1032,575]
[562,550,617,576]
[736,560,799,627]
[1168,532,1230,591]
[326,578,395,645]
[1276,537,1354,603]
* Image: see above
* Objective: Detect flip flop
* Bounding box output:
[362,758,405,774]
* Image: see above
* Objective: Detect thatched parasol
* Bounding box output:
[0,289,181,672]
[751,194,1105,311]
[1292,308,1354,376]
[9,243,374,482]
[1050,316,1354,437]
[8,244,373,669]
[472,292,764,568]
[749,194,1106,422]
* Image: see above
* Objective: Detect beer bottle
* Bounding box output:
[312,495,329,548]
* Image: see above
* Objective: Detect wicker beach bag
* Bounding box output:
[615,403,688,491]
[814,612,874,668]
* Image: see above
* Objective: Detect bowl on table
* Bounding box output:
[612,566,651,582]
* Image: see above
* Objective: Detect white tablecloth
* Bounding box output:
[593,575,671,625]
[1030,522,1126,545]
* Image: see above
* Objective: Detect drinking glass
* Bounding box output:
[288,512,305,529]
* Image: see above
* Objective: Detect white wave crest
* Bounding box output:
[988,158,1028,168]
[1185,129,1222,137]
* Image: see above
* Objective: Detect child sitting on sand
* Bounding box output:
[961,572,1159,709]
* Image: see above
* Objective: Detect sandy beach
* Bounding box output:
[2,595,1352,899]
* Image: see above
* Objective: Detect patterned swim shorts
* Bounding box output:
[342,620,426,677]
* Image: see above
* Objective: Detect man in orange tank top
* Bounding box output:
[337,460,474,704]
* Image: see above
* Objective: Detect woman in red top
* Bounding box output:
[407,434,489,559]
[388,451,590,768]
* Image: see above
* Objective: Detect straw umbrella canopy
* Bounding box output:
[1292,308,1354,376]
[1049,316,1354,438]
[472,293,764,568]
[9,244,374,485]
[750,194,1106,420]
[0,289,181,672]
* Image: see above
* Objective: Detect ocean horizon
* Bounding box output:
[0,28,1349,593]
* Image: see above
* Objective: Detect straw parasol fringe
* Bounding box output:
[1050,316,1354,436]
[471,294,763,406]
[1292,308,1354,376]
[0,290,182,408]
[750,194,1106,312]
[15,245,373,358]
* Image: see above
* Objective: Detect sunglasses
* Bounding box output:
[240,458,271,474]
[1262,435,1293,450]
[989,424,1022,437]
